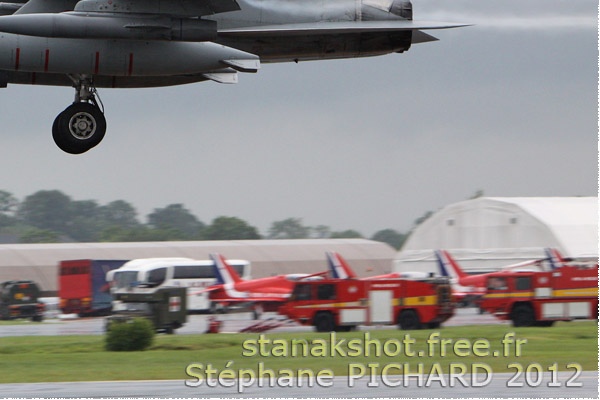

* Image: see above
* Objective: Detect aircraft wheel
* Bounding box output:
[53,103,106,154]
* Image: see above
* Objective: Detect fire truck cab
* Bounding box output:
[480,264,598,327]
[279,277,454,332]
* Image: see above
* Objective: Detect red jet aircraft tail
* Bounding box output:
[326,251,358,279]
[545,248,566,270]
[210,253,243,286]
[435,250,469,280]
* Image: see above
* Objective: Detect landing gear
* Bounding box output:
[53,76,106,154]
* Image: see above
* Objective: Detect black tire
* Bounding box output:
[427,321,441,329]
[511,304,535,327]
[336,325,356,332]
[314,313,335,332]
[398,310,421,330]
[53,103,106,154]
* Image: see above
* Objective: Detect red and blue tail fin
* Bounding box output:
[210,253,243,285]
[545,248,565,270]
[434,250,468,279]
[326,251,357,279]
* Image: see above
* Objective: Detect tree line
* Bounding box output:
[0,189,423,249]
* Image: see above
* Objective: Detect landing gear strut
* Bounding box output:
[53,76,106,154]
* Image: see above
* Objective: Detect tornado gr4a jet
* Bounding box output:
[0,0,466,154]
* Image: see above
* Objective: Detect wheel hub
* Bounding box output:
[68,112,96,140]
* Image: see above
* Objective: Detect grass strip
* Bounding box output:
[0,322,596,383]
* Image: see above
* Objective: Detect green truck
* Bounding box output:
[106,286,187,334]
[0,280,45,321]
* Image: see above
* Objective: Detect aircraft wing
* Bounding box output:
[218,20,470,37]
[15,0,240,16]
[0,2,25,16]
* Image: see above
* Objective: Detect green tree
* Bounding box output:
[0,190,18,228]
[414,210,433,227]
[311,225,331,238]
[99,200,140,229]
[203,216,261,240]
[268,218,310,239]
[469,190,485,199]
[99,226,178,242]
[17,190,72,235]
[371,229,407,250]
[19,227,60,243]
[146,204,204,239]
[66,200,102,242]
[330,229,363,239]
[0,190,18,214]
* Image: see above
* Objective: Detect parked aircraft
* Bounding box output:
[434,248,565,306]
[202,253,325,315]
[327,251,430,280]
[0,0,466,154]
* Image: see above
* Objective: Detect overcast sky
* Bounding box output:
[0,0,597,237]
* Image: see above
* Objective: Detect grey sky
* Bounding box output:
[0,0,597,237]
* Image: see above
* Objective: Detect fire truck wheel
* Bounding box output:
[511,304,535,327]
[398,310,421,330]
[314,312,335,332]
[337,325,355,332]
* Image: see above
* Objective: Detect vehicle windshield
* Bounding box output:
[487,277,508,290]
[115,302,151,313]
[291,284,312,301]
[114,271,140,289]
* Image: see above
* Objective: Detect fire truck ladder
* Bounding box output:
[238,317,295,333]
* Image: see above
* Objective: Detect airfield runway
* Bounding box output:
[1,372,598,398]
[0,307,505,337]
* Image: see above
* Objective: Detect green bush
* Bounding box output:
[105,318,155,351]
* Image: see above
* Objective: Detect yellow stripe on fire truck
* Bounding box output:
[553,287,598,297]
[484,287,598,299]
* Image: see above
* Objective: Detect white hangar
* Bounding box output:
[0,238,396,295]
[394,197,598,275]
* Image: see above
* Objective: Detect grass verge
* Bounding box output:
[0,322,596,383]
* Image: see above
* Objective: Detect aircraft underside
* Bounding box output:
[0,0,465,154]
[0,31,413,88]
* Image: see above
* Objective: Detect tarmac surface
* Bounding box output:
[2,372,598,398]
[0,307,505,337]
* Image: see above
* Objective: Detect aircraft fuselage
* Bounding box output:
[0,0,415,88]
[0,0,463,154]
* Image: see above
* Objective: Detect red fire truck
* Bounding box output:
[279,277,454,332]
[479,264,598,327]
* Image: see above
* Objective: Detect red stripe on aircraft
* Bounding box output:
[94,52,100,75]
[128,53,134,76]
[44,49,49,72]
[14,48,20,71]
